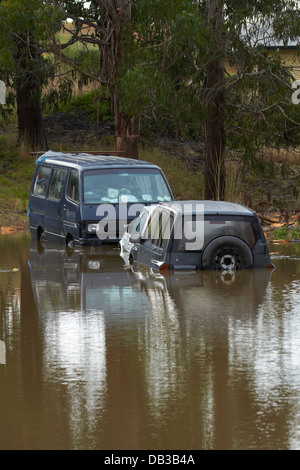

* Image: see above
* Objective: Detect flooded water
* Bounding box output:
[0,233,300,450]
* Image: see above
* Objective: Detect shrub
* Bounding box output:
[58,89,112,122]
[273,225,289,240]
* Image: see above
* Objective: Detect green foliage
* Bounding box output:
[291,222,300,240]
[56,89,112,122]
[0,0,62,65]
[0,0,64,124]
[273,222,300,241]
[114,0,300,155]
[273,225,289,240]
[42,78,74,114]
[0,0,298,162]
[118,0,208,138]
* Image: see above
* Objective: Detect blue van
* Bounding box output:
[28,151,174,246]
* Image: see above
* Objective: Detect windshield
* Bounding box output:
[83,168,172,204]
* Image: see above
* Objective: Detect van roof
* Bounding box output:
[160,200,255,216]
[36,151,161,171]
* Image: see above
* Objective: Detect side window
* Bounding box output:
[144,209,160,242]
[33,165,51,197]
[203,219,256,247]
[153,211,173,249]
[48,168,68,201]
[145,209,173,249]
[67,171,80,203]
[160,212,173,249]
[138,211,149,232]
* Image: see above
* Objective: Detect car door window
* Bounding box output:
[67,171,80,203]
[33,165,51,197]
[148,210,160,245]
[160,212,173,249]
[48,168,68,201]
[147,210,173,249]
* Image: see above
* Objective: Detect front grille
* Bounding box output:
[88,219,128,240]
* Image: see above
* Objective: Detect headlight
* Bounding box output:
[87,223,98,233]
[88,261,101,270]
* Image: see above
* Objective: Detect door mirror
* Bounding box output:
[130,233,142,244]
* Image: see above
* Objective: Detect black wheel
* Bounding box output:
[201,236,253,271]
[37,227,46,245]
[66,235,74,256]
[66,233,73,246]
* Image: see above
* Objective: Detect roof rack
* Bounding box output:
[30,150,124,157]
[30,150,126,164]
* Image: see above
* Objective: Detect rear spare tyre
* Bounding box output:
[201,236,253,271]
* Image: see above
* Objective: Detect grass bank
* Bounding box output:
[0,133,35,229]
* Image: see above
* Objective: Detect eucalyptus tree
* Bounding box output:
[0,0,62,150]
[118,0,300,199]
[50,0,139,157]
[212,1,300,200]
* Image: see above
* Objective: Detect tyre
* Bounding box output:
[37,227,46,246]
[201,236,253,271]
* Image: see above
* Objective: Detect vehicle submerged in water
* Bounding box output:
[28,151,174,247]
[130,200,275,272]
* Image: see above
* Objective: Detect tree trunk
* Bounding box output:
[16,78,48,151]
[15,37,48,151]
[99,1,138,159]
[115,98,139,159]
[204,0,226,201]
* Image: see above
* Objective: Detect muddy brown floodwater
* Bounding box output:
[0,233,300,450]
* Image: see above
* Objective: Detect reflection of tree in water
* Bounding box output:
[225,273,300,449]
[0,340,5,364]
[0,264,21,359]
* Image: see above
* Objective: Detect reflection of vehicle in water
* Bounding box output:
[131,264,272,320]
[29,241,144,315]
[29,238,272,329]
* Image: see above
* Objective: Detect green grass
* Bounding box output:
[139,146,204,200]
[0,157,35,208]
[0,134,35,226]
